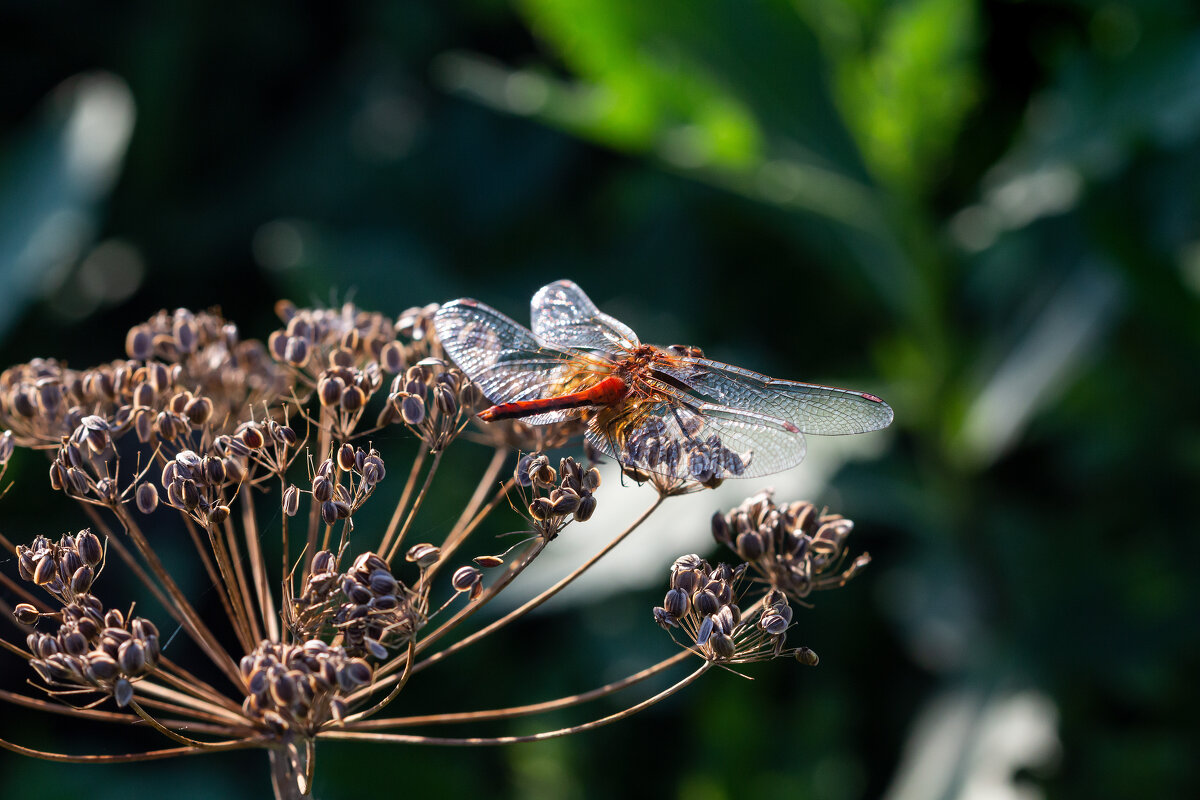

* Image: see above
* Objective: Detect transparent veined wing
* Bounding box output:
[530,280,640,356]
[433,298,586,424]
[651,356,894,436]
[586,394,808,480]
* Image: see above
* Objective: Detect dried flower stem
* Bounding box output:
[347,649,692,731]
[180,514,241,643]
[322,660,711,746]
[377,442,428,561]
[382,449,444,563]
[114,507,243,686]
[240,488,279,641]
[413,495,665,674]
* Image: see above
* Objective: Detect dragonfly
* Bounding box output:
[432,280,892,481]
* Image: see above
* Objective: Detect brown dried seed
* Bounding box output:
[184,396,214,425]
[238,423,265,450]
[70,565,94,594]
[663,588,689,618]
[112,678,134,707]
[451,565,481,592]
[709,631,736,660]
[694,589,719,617]
[136,482,159,514]
[283,485,301,517]
[341,385,366,411]
[13,603,39,625]
[33,557,57,586]
[527,497,552,521]
[473,555,504,569]
[118,639,146,674]
[368,570,398,596]
[337,443,356,473]
[573,494,597,522]
[406,543,440,567]
[284,336,310,367]
[311,475,333,502]
[208,505,231,525]
[795,647,819,666]
[399,394,425,425]
[78,531,103,566]
[318,375,344,407]
[311,550,336,575]
[87,651,120,681]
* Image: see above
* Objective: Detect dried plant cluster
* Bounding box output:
[0,302,869,798]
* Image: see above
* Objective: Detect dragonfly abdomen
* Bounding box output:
[478,376,628,422]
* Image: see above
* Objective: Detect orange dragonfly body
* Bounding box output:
[433,281,892,481]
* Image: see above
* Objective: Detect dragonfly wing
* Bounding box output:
[653,357,894,436]
[587,397,807,480]
[530,280,640,355]
[433,298,581,423]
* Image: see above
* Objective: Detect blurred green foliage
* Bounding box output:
[2,0,1199,798]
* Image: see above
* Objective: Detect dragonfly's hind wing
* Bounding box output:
[434,298,582,423]
[587,394,807,480]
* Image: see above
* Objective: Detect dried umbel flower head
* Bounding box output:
[712,490,870,602]
[653,555,812,665]
[292,550,424,659]
[515,452,600,538]
[14,529,160,709]
[240,639,373,733]
[0,296,880,798]
[382,359,480,451]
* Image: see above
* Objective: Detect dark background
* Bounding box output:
[1,1,1198,798]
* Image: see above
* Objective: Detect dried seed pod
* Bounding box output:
[70,565,94,594]
[694,589,719,617]
[364,638,388,660]
[709,631,736,660]
[33,557,57,586]
[795,647,819,666]
[473,555,504,569]
[337,659,372,691]
[13,603,39,625]
[318,375,344,407]
[284,337,310,367]
[527,497,552,521]
[380,341,405,373]
[87,652,119,681]
[77,530,103,566]
[337,443,356,472]
[406,543,440,568]
[663,588,689,618]
[184,396,214,426]
[549,487,580,515]
[399,394,425,426]
[451,565,481,593]
[283,485,301,517]
[118,639,146,674]
[136,482,159,514]
[368,570,398,596]
[238,423,265,450]
[208,505,231,525]
[311,550,336,575]
[112,677,134,707]
[312,475,333,502]
[340,385,366,412]
[573,494,597,522]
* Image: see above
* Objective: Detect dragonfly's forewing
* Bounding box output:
[654,357,894,436]
[530,280,639,356]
